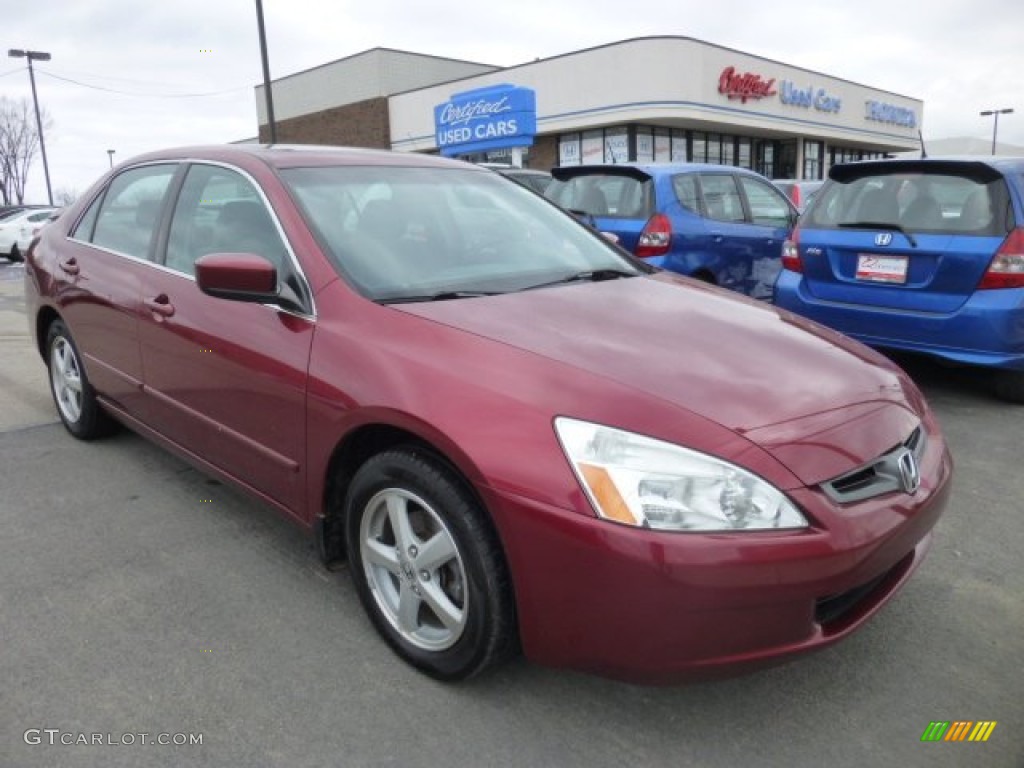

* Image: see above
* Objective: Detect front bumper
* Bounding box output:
[484,430,952,684]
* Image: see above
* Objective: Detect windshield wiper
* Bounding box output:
[521,268,638,292]
[838,220,918,248]
[379,290,503,304]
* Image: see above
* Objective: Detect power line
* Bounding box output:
[36,70,250,98]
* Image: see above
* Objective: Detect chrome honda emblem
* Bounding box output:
[875,233,893,246]
[897,450,920,494]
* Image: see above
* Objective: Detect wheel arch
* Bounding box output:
[35,306,61,360]
[316,420,502,567]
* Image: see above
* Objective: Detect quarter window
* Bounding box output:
[89,165,177,260]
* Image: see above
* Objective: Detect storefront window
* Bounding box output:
[605,127,629,163]
[692,132,707,163]
[671,129,688,162]
[737,138,752,169]
[559,133,581,166]
[581,130,604,164]
[721,135,736,167]
[654,128,671,162]
[707,134,722,164]
[636,127,654,162]
[803,140,823,179]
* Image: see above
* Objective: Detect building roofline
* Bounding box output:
[255,46,500,92]
[389,35,920,104]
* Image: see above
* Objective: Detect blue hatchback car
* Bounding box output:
[546,164,797,299]
[775,157,1024,402]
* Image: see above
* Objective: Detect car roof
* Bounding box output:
[828,155,1024,181]
[122,144,485,172]
[551,162,773,182]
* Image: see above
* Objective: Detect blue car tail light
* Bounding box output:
[979,228,1024,289]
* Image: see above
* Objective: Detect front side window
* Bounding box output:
[89,165,177,260]
[698,174,745,223]
[737,176,793,227]
[165,164,287,276]
[283,166,642,302]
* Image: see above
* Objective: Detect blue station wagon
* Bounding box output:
[775,157,1024,402]
[546,164,798,299]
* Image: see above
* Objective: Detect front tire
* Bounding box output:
[344,449,516,681]
[8,244,22,262]
[46,320,115,439]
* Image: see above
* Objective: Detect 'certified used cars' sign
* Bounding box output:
[434,84,537,157]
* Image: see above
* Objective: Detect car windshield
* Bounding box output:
[281,165,642,301]
[804,170,1010,237]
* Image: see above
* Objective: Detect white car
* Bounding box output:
[0,207,59,261]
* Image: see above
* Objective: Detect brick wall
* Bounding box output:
[528,135,558,171]
[258,97,390,147]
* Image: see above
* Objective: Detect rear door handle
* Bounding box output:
[144,295,175,318]
[59,258,80,276]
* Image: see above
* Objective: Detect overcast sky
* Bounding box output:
[4,0,1023,203]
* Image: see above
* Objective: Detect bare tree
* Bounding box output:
[0,97,52,205]
[54,186,78,207]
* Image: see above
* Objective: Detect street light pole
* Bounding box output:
[254,0,277,144]
[8,48,53,206]
[979,108,1014,155]
[107,149,115,168]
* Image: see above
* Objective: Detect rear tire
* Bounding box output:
[8,244,21,263]
[344,449,516,681]
[46,320,116,439]
[993,370,1024,404]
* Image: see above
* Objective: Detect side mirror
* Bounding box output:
[195,252,279,303]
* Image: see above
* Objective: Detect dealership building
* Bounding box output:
[255,36,923,180]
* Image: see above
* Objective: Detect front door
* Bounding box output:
[137,163,314,517]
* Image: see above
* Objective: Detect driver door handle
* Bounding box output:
[144,295,175,318]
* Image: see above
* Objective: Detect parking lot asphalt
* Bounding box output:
[1,261,1022,768]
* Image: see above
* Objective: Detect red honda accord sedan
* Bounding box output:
[24,145,952,684]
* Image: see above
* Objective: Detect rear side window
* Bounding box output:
[806,171,1011,236]
[85,165,178,260]
[546,174,653,219]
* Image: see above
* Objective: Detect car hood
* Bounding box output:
[395,273,922,486]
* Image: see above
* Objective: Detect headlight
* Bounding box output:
[554,417,807,532]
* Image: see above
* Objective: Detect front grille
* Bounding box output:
[820,425,926,504]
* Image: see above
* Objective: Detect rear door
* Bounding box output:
[798,161,1010,313]
[547,166,653,252]
[55,163,180,416]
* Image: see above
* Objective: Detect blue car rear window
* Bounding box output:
[805,171,1011,237]
[546,175,653,219]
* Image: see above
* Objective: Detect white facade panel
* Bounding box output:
[389,37,923,154]
[256,49,497,124]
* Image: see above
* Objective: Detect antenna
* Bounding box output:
[918,129,928,159]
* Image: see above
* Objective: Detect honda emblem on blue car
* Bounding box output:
[874,233,893,246]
